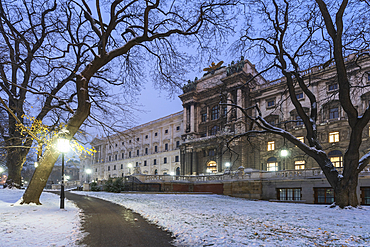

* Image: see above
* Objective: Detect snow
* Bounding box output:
[1,188,369,246]
[72,191,370,246]
[0,188,84,247]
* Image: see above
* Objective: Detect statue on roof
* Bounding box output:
[203,61,224,76]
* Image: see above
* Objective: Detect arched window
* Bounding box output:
[207,161,217,173]
[267,157,278,171]
[328,150,343,167]
[154,169,158,175]
[211,106,219,120]
[209,125,220,136]
[176,167,180,176]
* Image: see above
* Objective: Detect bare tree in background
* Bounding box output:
[234,0,370,207]
[17,0,238,204]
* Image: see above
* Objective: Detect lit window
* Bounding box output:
[330,156,343,167]
[328,83,338,91]
[296,93,304,100]
[294,161,305,170]
[267,162,278,171]
[207,161,217,173]
[267,99,275,107]
[297,136,304,143]
[211,106,219,120]
[329,107,339,119]
[329,131,339,143]
[267,141,275,151]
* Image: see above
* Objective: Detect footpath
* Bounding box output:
[52,191,175,247]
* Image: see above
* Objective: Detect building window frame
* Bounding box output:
[267,141,275,151]
[294,160,305,170]
[328,131,340,143]
[277,188,301,201]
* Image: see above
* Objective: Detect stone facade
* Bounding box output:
[179,55,370,176]
[85,111,183,181]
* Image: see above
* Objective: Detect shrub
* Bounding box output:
[90,182,101,191]
[103,177,125,193]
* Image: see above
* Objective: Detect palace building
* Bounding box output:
[82,53,370,204]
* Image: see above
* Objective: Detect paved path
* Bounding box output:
[52,191,175,247]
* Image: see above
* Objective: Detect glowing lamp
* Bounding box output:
[86,168,92,174]
[280,149,289,157]
[225,162,230,168]
[57,136,70,153]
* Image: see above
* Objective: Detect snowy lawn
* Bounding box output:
[0,188,84,247]
[74,191,369,246]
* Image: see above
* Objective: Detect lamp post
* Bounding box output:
[85,169,92,183]
[127,163,133,175]
[57,135,69,209]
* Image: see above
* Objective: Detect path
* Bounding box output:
[52,191,175,247]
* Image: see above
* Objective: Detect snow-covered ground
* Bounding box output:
[1,189,369,246]
[74,191,370,246]
[0,189,84,247]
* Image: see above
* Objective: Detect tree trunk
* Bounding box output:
[22,74,91,204]
[334,174,359,208]
[5,147,28,188]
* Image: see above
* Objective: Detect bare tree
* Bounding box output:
[234,0,370,207]
[20,0,237,204]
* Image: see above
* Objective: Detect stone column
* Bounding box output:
[237,89,243,119]
[190,104,195,133]
[227,92,232,122]
[183,106,187,129]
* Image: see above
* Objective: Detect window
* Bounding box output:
[154,159,157,165]
[176,126,180,131]
[267,157,278,171]
[329,131,339,143]
[144,160,147,166]
[115,154,117,160]
[129,151,131,158]
[315,188,334,204]
[210,125,219,136]
[108,156,111,161]
[155,146,158,152]
[211,106,219,120]
[113,165,116,170]
[154,169,158,175]
[223,106,227,117]
[155,132,158,136]
[207,161,217,173]
[328,150,343,167]
[329,107,339,119]
[175,156,179,162]
[296,115,303,126]
[328,83,338,91]
[278,188,301,201]
[296,92,304,100]
[267,99,275,108]
[129,140,131,143]
[122,142,124,145]
[95,168,98,172]
[176,141,180,148]
[136,162,138,167]
[108,166,110,171]
[121,164,123,169]
[165,129,168,134]
[137,138,139,141]
[145,135,148,139]
[145,147,148,155]
[165,143,168,151]
[267,141,275,151]
[137,150,139,156]
[109,145,111,149]
[209,149,215,156]
[297,136,304,143]
[164,157,167,164]
[361,187,370,205]
[294,160,305,170]
[115,143,117,147]
[122,153,124,159]
[201,113,207,122]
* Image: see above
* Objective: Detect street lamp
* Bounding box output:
[57,135,69,209]
[280,148,288,157]
[225,162,230,168]
[127,163,132,175]
[85,168,92,183]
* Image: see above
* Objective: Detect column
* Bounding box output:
[183,107,187,128]
[227,92,232,122]
[237,89,243,120]
[190,104,195,133]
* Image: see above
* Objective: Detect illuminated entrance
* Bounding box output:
[207,161,217,173]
